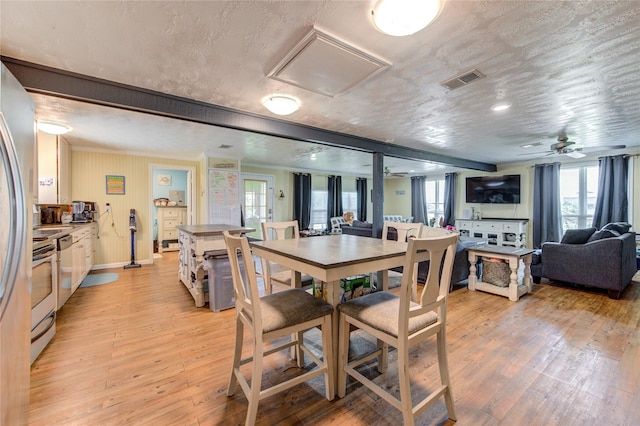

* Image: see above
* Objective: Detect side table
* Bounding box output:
[467,245,535,301]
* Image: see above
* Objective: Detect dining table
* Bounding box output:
[250,234,409,398]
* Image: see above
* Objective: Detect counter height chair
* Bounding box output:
[382,221,423,242]
[260,221,314,294]
[223,231,335,426]
[337,234,459,426]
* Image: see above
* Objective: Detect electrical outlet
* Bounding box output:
[106,203,111,213]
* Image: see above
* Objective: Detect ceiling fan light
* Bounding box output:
[262,95,300,115]
[37,120,72,135]
[491,103,511,111]
[372,0,443,37]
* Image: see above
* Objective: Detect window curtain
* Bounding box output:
[592,155,629,229]
[356,177,367,221]
[326,175,343,230]
[532,163,563,248]
[410,176,428,225]
[443,172,457,227]
[293,173,311,231]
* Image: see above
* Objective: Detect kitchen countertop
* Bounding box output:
[32,222,95,249]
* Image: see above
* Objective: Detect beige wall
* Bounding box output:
[383,178,412,218]
[71,150,199,267]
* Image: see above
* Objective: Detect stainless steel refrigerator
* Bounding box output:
[0,62,35,424]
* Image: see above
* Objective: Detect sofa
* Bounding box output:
[534,222,636,299]
[341,220,380,238]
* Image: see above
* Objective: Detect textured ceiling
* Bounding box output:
[1,0,639,176]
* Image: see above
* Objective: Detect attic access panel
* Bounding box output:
[268,28,391,97]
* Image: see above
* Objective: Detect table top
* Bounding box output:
[468,245,535,257]
[250,234,408,270]
[176,224,255,236]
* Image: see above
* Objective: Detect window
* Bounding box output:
[559,165,599,229]
[310,190,358,231]
[425,179,445,227]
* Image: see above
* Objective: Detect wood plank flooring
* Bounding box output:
[29,252,640,425]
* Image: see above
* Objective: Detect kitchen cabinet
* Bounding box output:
[71,223,96,291]
[37,132,71,204]
[157,206,187,253]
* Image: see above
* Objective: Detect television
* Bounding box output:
[465,174,521,204]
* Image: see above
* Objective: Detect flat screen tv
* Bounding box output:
[465,174,521,204]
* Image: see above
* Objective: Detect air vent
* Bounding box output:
[218,144,232,149]
[440,69,486,90]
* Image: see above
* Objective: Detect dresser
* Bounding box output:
[157,206,187,253]
[455,218,528,248]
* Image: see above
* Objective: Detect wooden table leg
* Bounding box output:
[523,254,532,293]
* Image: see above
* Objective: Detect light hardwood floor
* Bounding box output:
[29,252,640,425]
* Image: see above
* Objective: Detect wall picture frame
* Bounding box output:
[106,175,125,195]
[158,174,172,186]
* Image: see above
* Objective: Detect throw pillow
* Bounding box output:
[561,227,596,244]
[587,228,620,243]
[601,222,631,234]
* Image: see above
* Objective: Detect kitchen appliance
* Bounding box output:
[82,201,97,222]
[71,200,86,222]
[57,234,73,309]
[0,62,34,422]
[31,242,57,363]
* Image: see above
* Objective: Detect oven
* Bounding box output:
[31,241,57,364]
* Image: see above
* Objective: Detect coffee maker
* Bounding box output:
[83,201,97,222]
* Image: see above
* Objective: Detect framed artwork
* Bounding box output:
[158,174,172,186]
[106,175,125,195]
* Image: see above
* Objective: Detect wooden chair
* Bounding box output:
[382,221,423,242]
[337,233,459,426]
[223,231,335,425]
[260,221,313,294]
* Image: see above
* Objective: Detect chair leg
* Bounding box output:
[397,341,415,426]
[294,331,304,367]
[227,317,243,396]
[246,337,264,426]
[322,314,335,400]
[437,329,456,421]
[337,313,350,398]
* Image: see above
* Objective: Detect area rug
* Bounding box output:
[80,273,119,288]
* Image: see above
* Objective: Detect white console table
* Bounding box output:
[176,224,255,307]
[455,218,528,248]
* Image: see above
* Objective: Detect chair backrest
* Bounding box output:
[420,227,450,238]
[223,231,264,330]
[330,216,346,230]
[398,234,459,328]
[261,220,300,241]
[382,221,423,242]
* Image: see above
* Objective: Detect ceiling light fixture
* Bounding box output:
[491,103,512,112]
[371,0,443,37]
[262,95,300,115]
[37,120,72,135]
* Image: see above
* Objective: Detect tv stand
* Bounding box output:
[455,218,528,248]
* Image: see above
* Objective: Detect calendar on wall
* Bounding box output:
[208,168,240,225]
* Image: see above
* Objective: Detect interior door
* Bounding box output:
[242,174,274,239]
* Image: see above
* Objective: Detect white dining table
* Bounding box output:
[250,234,408,398]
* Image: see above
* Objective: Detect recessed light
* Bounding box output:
[491,103,511,112]
[310,154,317,161]
[371,0,443,37]
[520,142,542,149]
[262,95,300,115]
[37,120,72,135]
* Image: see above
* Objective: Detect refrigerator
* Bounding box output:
[0,62,35,424]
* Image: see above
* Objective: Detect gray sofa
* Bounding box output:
[535,223,636,299]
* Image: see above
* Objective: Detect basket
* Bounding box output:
[482,259,510,287]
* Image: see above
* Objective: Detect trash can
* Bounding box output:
[204,250,244,312]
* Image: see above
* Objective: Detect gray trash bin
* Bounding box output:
[204,250,245,312]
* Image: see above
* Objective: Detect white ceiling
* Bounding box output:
[2,1,640,176]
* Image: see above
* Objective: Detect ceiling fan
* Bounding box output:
[384,166,409,177]
[525,130,626,159]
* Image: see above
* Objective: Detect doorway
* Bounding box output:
[148,164,196,259]
[241,173,274,240]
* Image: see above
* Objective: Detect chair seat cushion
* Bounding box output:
[338,291,437,338]
[261,289,333,333]
[270,270,314,287]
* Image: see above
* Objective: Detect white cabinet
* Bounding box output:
[455,219,528,248]
[71,223,96,291]
[37,132,71,204]
[157,206,187,253]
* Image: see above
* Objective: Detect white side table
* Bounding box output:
[467,245,534,301]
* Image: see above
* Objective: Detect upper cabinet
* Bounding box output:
[37,131,71,204]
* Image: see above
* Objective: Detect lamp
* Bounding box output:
[262,95,300,115]
[37,120,72,135]
[371,0,443,37]
[277,190,285,199]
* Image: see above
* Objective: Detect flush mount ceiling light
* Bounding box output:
[371,0,443,36]
[37,120,72,135]
[262,95,300,115]
[491,103,512,111]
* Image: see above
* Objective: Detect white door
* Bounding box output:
[241,174,274,240]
